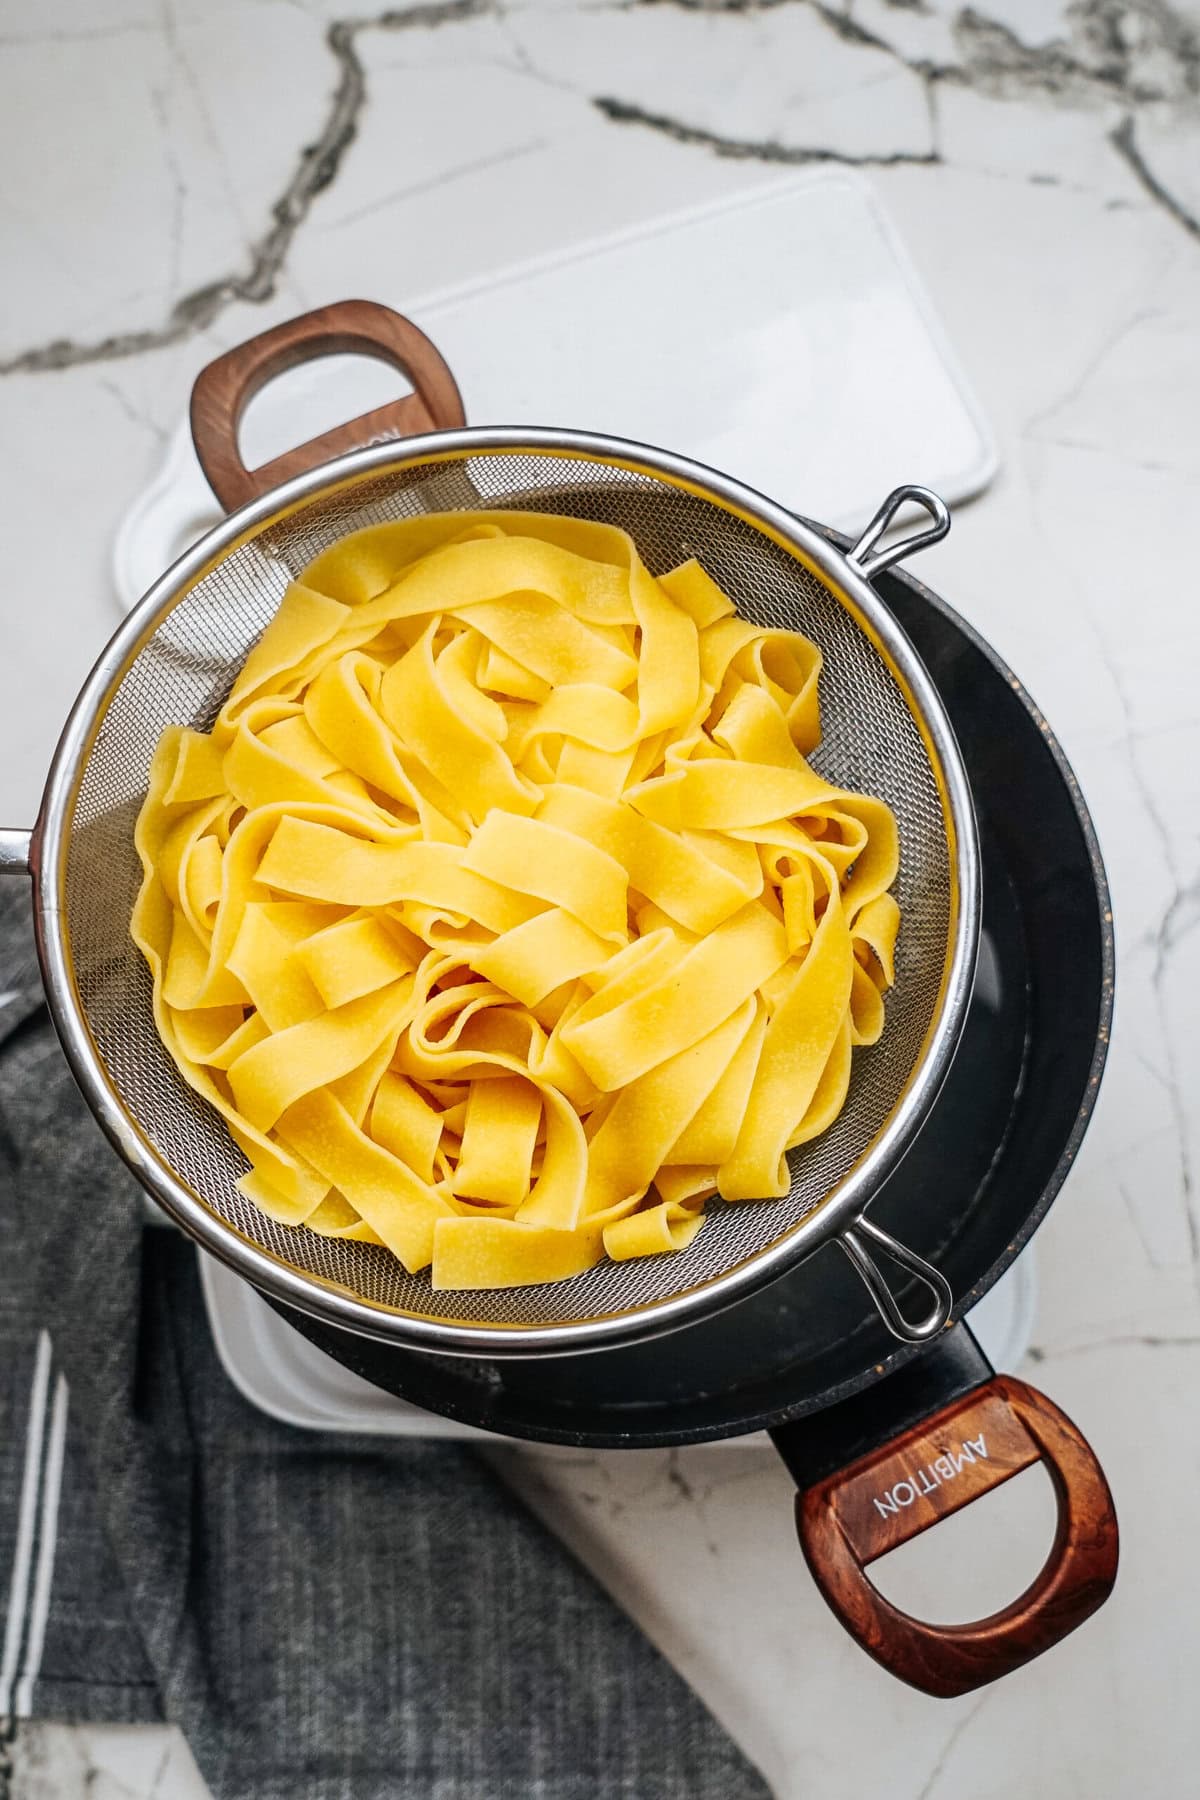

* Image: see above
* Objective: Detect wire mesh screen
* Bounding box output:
[63,448,953,1332]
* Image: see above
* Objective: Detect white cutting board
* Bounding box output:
[112,171,995,610]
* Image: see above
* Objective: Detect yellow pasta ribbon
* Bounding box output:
[462,811,629,943]
[278,1090,454,1272]
[431,1216,604,1290]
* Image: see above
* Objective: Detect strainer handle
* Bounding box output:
[189,300,466,513]
[839,1217,953,1343]
[788,1372,1118,1697]
[848,485,950,581]
[0,830,31,876]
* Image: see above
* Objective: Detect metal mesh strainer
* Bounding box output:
[12,429,978,1356]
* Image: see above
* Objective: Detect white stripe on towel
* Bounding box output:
[0,1330,52,1716]
[13,1370,69,1717]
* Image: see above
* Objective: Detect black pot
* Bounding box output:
[276,546,1118,1698]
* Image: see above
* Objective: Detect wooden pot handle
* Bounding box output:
[796,1375,1118,1698]
[189,299,466,513]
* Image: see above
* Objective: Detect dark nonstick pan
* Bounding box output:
[279,546,1118,1698]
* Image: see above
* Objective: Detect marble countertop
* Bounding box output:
[3,0,1200,1795]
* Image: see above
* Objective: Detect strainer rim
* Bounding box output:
[33,426,980,1357]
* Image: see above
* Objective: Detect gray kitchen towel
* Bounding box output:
[0,886,770,1800]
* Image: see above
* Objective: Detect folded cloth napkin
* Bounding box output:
[0,886,769,1800]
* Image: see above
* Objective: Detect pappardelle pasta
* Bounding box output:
[131,511,901,1290]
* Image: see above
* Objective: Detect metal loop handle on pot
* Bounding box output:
[189,299,466,512]
[848,485,951,582]
[839,1216,953,1343]
[791,1372,1119,1697]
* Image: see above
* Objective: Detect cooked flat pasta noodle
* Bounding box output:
[131,511,901,1291]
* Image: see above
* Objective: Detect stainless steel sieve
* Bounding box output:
[0,302,979,1357]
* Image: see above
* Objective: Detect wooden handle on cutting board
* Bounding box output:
[796,1375,1118,1698]
[189,299,465,512]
